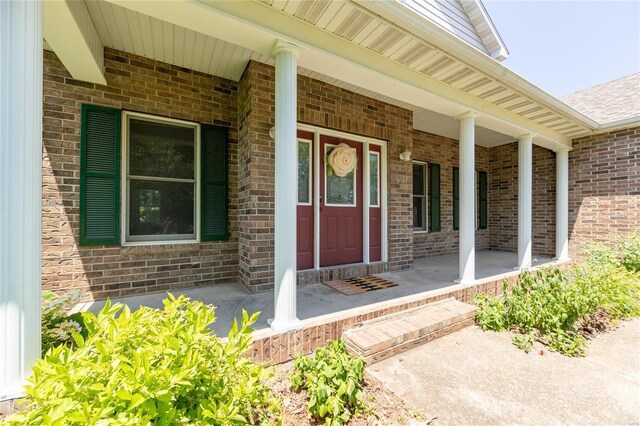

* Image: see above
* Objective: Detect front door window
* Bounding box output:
[325,144,356,206]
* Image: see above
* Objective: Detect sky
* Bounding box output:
[482,0,640,97]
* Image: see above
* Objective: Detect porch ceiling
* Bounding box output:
[84,0,258,81]
[52,0,514,147]
[47,0,602,150]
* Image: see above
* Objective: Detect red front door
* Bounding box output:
[319,135,363,266]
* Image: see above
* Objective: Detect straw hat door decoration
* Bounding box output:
[325,142,358,177]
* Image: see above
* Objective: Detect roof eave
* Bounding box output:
[594,116,640,134]
[358,0,600,131]
[460,0,510,61]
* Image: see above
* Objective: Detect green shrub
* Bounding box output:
[291,340,366,425]
[574,257,640,319]
[621,234,640,273]
[475,236,640,357]
[475,270,595,356]
[41,290,87,355]
[4,294,280,425]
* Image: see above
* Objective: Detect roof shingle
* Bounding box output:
[561,73,640,125]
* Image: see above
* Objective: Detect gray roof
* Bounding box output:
[561,73,640,125]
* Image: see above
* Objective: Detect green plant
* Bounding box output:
[41,290,87,355]
[512,331,536,353]
[291,340,366,425]
[475,269,595,356]
[621,234,640,273]
[4,294,280,425]
[474,236,640,357]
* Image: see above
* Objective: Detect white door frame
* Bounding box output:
[297,123,388,270]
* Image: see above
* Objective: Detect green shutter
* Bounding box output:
[428,163,441,232]
[453,166,459,231]
[79,104,121,246]
[478,171,488,229]
[201,124,228,241]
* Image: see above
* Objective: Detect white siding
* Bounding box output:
[399,0,488,53]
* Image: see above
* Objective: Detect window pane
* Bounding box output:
[370,153,379,206]
[129,118,195,179]
[129,180,194,237]
[298,141,310,203]
[413,163,425,196]
[326,168,355,205]
[413,196,424,229]
[325,145,355,205]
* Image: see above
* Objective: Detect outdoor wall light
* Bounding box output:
[269,126,275,139]
[399,148,412,162]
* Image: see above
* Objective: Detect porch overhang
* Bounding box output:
[44,0,106,85]
[98,0,596,151]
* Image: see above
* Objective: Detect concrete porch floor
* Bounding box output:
[80,250,553,336]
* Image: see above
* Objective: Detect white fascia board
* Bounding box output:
[44,0,106,85]
[459,0,509,61]
[103,0,572,149]
[593,116,640,134]
[355,0,599,130]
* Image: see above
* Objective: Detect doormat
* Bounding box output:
[323,275,399,296]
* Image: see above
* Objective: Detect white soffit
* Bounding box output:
[84,0,254,81]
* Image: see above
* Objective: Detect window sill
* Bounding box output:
[122,239,199,247]
[121,240,202,255]
[413,230,429,234]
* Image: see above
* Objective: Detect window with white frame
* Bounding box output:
[123,113,199,243]
[297,139,312,205]
[413,162,428,231]
[370,152,380,207]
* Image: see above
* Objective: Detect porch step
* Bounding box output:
[343,298,476,364]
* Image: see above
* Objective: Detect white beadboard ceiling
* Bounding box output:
[76,0,517,147]
[85,0,258,81]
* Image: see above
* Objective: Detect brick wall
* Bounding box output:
[42,48,239,300]
[568,127,640,257]
[411,130,489,259]
[237,61,414,291]
[488,142,556,257]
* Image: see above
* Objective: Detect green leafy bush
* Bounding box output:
[621,234,640,273]
[41,290,87,355]
[291,340,366,425]
[475,236,640,357]
[5,294,280,425]
[476,270,591,356]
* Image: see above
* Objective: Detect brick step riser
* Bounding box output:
[345,309,476,357]
[345,317,475,364]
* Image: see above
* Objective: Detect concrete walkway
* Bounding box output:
[368,320,640,425]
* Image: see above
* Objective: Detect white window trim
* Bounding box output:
[369,151,380,208]
[297,138,312,206]
[412,161,428,233]
[120,111,201,246]
[324,143,357,208]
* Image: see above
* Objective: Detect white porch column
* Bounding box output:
[457,112,476,284]
[555,148,570,261]
[269,41,303,333]
[517,134,533,269]
[0,0,43,400]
